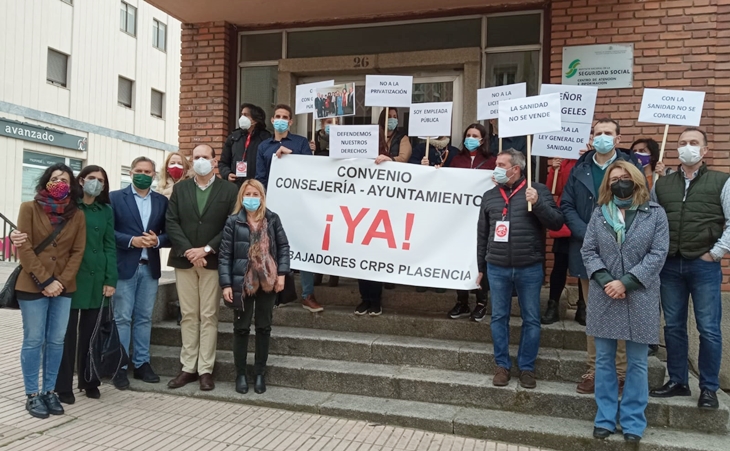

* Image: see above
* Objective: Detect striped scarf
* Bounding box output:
[34,190,70,225]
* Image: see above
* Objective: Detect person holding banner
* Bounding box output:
[221,104,271,187]
[630,138,667,189]
[561,118,643,395]
[219,179,290,395]
[650,128,730,410]
[581,161,668,443]
[410,136,457,168]
[477,149,564,389]
[377,107,412,163]
[450,124,497,171]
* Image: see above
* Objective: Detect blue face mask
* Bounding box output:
[243,197,261,212]
[464,137,481,151]
[387,118,398,131]
[593,134,615,154]
[273,119,289,133]
[325,125,331,135]
[493,167,511,185]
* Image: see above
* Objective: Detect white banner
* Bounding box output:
[498,93,562,138]
[295,80,334,115]
[329,125,379,159]
[638,88,705,127]
[531,123,592,159]
[539,84,598,125]
[364,75,413,107]
[408,102,453,137]
[477,83,527,120]
[266,156,495,289]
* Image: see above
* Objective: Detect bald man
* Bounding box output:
[166,144,238,391]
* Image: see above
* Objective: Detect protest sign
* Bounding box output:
[315,83,357,119]
[364,75,413,107]
[531,123,592,159]
[408,102,453,138]
[295,80,335,115]
[539,84,598,125]
[267,156,495,289]
[638,88,705,127]
[498,93,562,138]
[477,83,527,121]
[329,125,379,159]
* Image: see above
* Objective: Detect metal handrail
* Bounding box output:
[0,212,18,262]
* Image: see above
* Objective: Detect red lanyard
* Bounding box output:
[243,133,252,159]
[500,180,526,219]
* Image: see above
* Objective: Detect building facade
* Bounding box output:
[0,0,181,226]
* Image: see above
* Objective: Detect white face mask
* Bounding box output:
[193,158,213,176]
[678,145,703,166]
[238,115,252,130]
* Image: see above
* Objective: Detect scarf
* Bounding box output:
[244,218,278,296]
[431,137,449,150]
[601,198,637,244]
[34,190,70,225]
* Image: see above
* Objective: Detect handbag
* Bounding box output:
[549,224,572,239]
[0,222,67,309]
[85,296,129,382]
[276,273,298,307]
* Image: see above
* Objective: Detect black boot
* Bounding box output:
[254,375,266,394]
[541,299,560,325]
[575,297,586,326]
[236,375,248,394]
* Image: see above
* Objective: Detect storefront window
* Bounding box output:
[22,151,83,202]
[239,66,278,125]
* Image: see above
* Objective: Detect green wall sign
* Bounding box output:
[0,117,87,151]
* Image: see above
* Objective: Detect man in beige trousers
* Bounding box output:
[165,144,238,391]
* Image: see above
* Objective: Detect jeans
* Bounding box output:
[660,256,722,391]
[113,264,159,369]
[233,291,277,376]
[487,262,543,372]
[594,338,648,437]
[19,296,72,394]
[300,271,314,298]
[358,279,382,307]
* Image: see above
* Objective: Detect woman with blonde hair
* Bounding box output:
[157,152,191,198]
[218,179,290,395]
[581,160,669,442]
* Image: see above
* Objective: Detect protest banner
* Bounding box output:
[266,156,494,289]
[315,83,357,120]
[539,84,598,125]
[638,88,706,180]
[477,83,527,121]
[329,125,379,159]
[295,80,335,141]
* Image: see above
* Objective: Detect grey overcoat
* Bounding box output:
[581,202,669,344]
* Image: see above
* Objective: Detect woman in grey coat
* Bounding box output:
[581,160,669,443]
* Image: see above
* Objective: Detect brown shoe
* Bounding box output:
[493,367,511,387]
[576,372,595,394]
[199,373,215,391]
[167,371,198,389]
[519,371,537,389]
[302,295,324,313]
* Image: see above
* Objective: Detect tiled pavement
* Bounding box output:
[0,261,554,451]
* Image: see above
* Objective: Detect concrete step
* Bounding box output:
[149,345,729,435]
[151,321,665,387]
[217,304,588,351]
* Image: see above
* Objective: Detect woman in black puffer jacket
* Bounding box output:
[218,179,290,395]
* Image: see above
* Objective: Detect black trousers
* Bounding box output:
[457,271,490,305]
[56,308,101,393]
[357,279,382,307]
[549,252,570,301]
[233,291,277,377]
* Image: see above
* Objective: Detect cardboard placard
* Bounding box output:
[477,83,527,120]
[498,93,562,138]
[539,84,598,125]
[407,102,453,137]
[531,123,592,159]
[638,88,705,126]
[295,80,335,115]
[329,125,380,159]
[364,75,413,107]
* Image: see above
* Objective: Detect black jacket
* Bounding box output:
[220,127,272,187]
[218,209,290,310]
[477,178,564,270]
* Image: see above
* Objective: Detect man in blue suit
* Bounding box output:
[110,156,170,389]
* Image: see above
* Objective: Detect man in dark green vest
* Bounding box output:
[165,144,238,392]
[650,127,730,410]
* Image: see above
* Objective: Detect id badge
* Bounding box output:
[236,161,247,178]
[494,221,510,242]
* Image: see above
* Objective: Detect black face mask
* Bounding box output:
[610,180,634,199]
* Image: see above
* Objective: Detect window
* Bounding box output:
[153,19,166,51]
[47,49,68,87]
[240,33,283,62]
[151,89,164,118]
[118,76,134,108]
[486,14,541,48]
[239,66,278,123]
[120,2,136,36]
[22,152,83,202]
